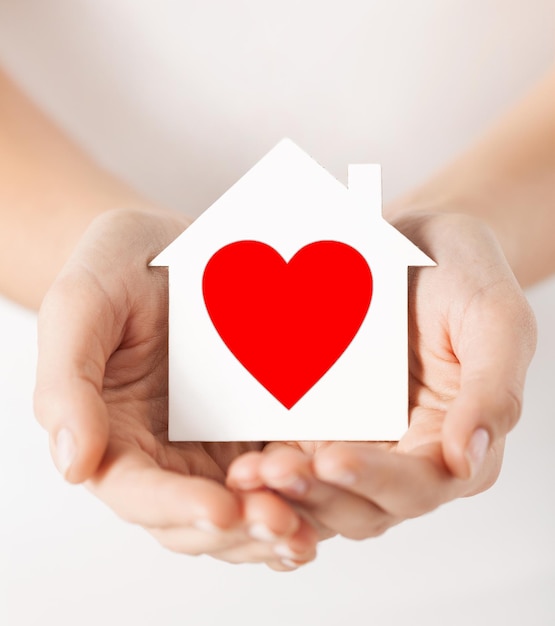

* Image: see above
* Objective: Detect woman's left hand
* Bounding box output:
[227,212,537,540]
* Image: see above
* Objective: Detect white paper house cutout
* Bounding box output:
[150,139,435,441]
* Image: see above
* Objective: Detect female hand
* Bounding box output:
[227,212,537,541]
[34,208,317,569]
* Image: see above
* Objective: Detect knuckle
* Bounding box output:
[149,528,205,556]
[32,386,59,429]
[342,518,392,541]
[112,505,141,527]
[340,505,396,540]
[405,498,439,519]
[518,300,538,356]
[366,468,396,500]
[498,388,523,435]
[400,486,443,519]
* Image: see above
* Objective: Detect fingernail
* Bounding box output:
[281,558,300,569]
[194,519,221,533]
[325,470,357,486]
[249,523,279,542]
[337,471,357,486]
[466,428,490,478]
[274,544,299,559]
[273,476,309,496]
[54,428,76,477]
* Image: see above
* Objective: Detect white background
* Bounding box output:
[0,1,554,624]
[2,280,554,625]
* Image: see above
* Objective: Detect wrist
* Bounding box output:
[84,206,192,264]
[385,187,525,284]
[16,202,189,311]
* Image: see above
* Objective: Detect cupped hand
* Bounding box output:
[34,208,317,569]
[227,212,537,541]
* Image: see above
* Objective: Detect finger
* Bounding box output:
[313,442,463,519]
[86,441,242,530]
[257,445,396,540]
[240,489,303,541]
[227,442,309,492]
[129,466,317,562]
[226,450,267,491]
[443,282,537,479]
[212,518,318,566]
[34,272,122,483]
[228,445,333,539]
[148,525,249,557]
[266,560,309,572]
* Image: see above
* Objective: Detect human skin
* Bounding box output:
[227,212,536,539]
[227,70,554,541]
[0,68,317,570]
[1,65,552,563]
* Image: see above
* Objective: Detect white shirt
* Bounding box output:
[0,0,553,216]
[1,3,555,626]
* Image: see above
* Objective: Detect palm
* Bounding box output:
[96,246,262,486]
[316,214,514,479]
[282,265,462,474]
[395,264,463,462]
[103,316,260,483]
[35,209,323,566]
[36,210,267,536]
[228,212,534,542]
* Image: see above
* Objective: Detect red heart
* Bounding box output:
[202,240,372,409]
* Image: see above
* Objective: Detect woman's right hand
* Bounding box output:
[34,208,318,570]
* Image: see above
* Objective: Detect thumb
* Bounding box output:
[34,271,119,483]
[442,289,536,481]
